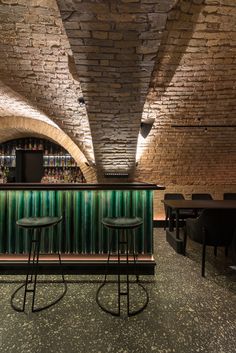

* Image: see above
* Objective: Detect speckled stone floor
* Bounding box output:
[0,229,235,353]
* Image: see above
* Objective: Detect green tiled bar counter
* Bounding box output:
[0,183,164,274]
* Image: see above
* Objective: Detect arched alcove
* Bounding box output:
[0,117,97,183]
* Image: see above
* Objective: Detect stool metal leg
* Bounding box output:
[11,224,67,313]
[23,229,34,312]
[117,230,121,316]
[96,225,149,317]
[32,229,40,312]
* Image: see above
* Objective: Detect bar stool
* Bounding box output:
[11,216,67,312]
[96,217,149,317]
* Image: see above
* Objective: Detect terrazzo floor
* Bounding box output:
[0,228,235,353]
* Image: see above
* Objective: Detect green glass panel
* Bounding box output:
[0,189,153,255]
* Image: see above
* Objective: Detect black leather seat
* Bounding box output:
[184,209,236,276]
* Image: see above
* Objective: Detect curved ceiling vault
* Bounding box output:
[2,0,233,185]
[56,0,178,180]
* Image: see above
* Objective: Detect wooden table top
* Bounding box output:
[162,199,236,209]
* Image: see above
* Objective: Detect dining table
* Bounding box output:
[162,199,236,254]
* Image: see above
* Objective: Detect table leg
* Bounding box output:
[176,209,179,239]
[168,207,174,231]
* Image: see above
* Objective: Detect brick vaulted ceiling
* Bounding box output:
[0,0,235,183]
[56,0,178,179]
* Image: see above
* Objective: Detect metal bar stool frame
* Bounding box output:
[96,217,149,317]
[11,216,67,313]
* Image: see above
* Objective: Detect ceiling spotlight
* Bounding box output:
[140,118,155,138]
[78,97,85,106]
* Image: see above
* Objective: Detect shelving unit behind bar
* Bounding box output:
[0,183,164,275]
[0,137,86,184]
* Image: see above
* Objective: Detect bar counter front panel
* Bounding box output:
[0,183,164,274]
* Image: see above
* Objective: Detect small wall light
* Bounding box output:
[140,118,155,138]
[78,97,85,106]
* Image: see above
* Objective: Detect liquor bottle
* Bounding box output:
[33,139,37,150]
[45,142,48,155]
[6,144,10,156]
[39,139,43,150]
[12,142,16,155]
[44,155,48,167]
[24,139,28,150]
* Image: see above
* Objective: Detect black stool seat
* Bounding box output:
[96,216,148,317]
[16,216,62,228]
[11,215,67,313]
[102,217,143,229]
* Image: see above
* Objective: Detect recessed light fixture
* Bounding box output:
[140,118,155,138]
[104,172,129,178]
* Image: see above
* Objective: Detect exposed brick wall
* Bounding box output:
[0,0,235,210]
[0,0,94,164]
[135,0,236,218]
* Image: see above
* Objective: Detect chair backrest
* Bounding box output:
[191,193,213,200]
[190,209,236,246]
[164,193,185,200]
[223,193,236,200]
[163,193,185,217]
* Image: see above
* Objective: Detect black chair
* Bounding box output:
[184,209,236,277]
[164,193,195,230]
[191,193,213,218]
[191,193,213,200]
[223,193,236,200]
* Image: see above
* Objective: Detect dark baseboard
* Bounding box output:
[0,260,156,276]
[153,220,185,228]
[166,230,185,255]
[153,220,165,228]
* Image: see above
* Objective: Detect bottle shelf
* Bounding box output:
[0,137,86,184]
[44,166,78,168]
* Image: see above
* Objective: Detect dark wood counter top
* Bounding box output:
[0,182,165,191]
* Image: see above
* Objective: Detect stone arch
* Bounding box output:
[0,117,97,183]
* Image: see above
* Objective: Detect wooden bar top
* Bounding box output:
[0,182,165,191]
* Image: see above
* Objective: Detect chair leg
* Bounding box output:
[214,246,217,257]
[183,227,187,256]
[225,246,228,257]
[164,214,168,230]
[202,227,207,277]
[202,244,206,277]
